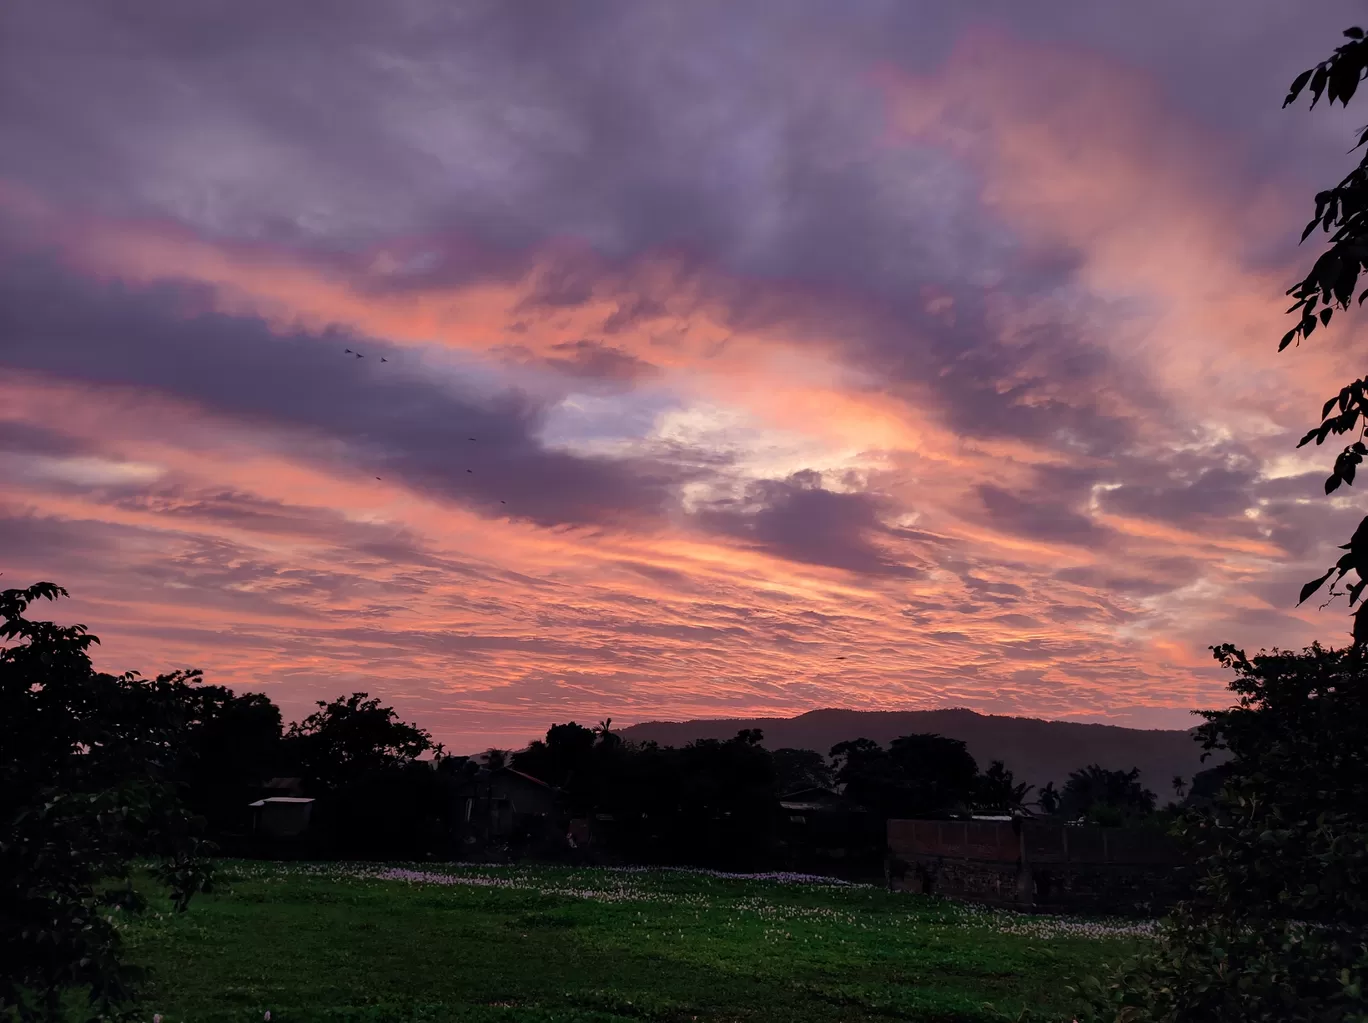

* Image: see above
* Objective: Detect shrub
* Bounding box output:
[1075,644,1368,1022]
[0,583,213,1022]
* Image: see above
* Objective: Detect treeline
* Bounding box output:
[161,679,1227,869]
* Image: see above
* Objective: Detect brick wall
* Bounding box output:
[887,818,1186,914]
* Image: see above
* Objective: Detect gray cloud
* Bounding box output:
[0,237,702,530]
[695,469,924,577]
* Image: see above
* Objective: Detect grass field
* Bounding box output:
[125,862,1150,1023]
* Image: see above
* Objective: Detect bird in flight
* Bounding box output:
[466,469,473,473]
[380,357,388,362]
[376,477,382,480]
[500,500,506,504]
[355,352,364,358]
[835,656,847,660]
[468,437,477,442]
[344,348,352,353]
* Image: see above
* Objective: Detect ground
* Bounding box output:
[126,862,1149,1023]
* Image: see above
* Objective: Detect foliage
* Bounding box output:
[973,761,1034,814]
[1182,762,1232,809]
[278,692,453,861]
[771,747,835,794]
[1058,765,1156,828]
[1037,781,1061,815]
[179,686,283,850]
[511,722,597,791]
[831,733,980,818]
[0,582,213,1023]
[127,861,1142,1023]
[1075,644,1368,1022]
[1280,26,1368,644]
[587,730,782,870]
[282,692,433,792]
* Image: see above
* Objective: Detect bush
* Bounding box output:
[0,583,213,1022]
[1075,643,1368,1022]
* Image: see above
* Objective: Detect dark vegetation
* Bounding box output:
[1070,25,1368,1022]
[1076,644,1368,1021]
[1,580,1215,1021]
[1,583,214,1023]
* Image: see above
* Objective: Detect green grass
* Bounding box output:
[124,862,1148,1023]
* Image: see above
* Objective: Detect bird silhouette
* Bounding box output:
[345,348,352,353]
[835,656,847,660]
[500,500,506,504]
[468,437,477,442]
[355,352,364,358]
[376,477,382,480]
[466,469,473,473]
[380,357,388,362]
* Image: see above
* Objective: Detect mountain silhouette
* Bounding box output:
[616,707,1220,798]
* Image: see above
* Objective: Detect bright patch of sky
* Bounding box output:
[18,455,165,487]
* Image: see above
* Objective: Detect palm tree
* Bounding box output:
[595,718,622,750]
[1037,781,1060,815]
[1172,775,1187,801]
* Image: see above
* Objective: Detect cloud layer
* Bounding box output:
[2,0,1366,747]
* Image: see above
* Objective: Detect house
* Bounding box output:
[776,787,883,877]
[261,777,305,797]
[248,796,315,838]
[779,786,846,820]
[453,767,559,854]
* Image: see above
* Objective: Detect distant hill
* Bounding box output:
[616,707,1222,799]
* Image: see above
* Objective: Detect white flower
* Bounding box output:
[264,1013,271,1022]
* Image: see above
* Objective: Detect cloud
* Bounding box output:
[0,238,703,530]
[695,470,924,577]
[3,2,1367,747]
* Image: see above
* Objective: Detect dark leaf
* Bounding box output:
[1299,569,1336,605]
[1286,68,1315,106]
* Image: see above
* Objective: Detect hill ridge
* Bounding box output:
[615,706,1215,795]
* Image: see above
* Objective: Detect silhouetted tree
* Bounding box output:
[483,747,509,771]
[1036,780,1061,815]
[1183,761,1233,809]
[1,583,213,1022]
[772,747,834,794]
[180,686,283,847]
[1058,765,1156,827]
[283,692,433,792]
[831,734,978,818]
[281,692,441,859]
[1078,643,1368,1021]
[512,721,597,791]
[887,733,979,816]
[594,718,622,751]
[1278,27,1368,646]
[973,760,1033,814]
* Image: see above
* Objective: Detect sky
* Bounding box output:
[3,1,1368,749]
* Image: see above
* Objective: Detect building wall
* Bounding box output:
[887,818,1186,914]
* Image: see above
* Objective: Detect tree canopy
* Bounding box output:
[1281,28,1368,645]
[1,583,213,1022]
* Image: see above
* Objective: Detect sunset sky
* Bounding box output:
[4,1,1368,749]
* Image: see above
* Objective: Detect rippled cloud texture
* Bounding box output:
[3,0,1367,746]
